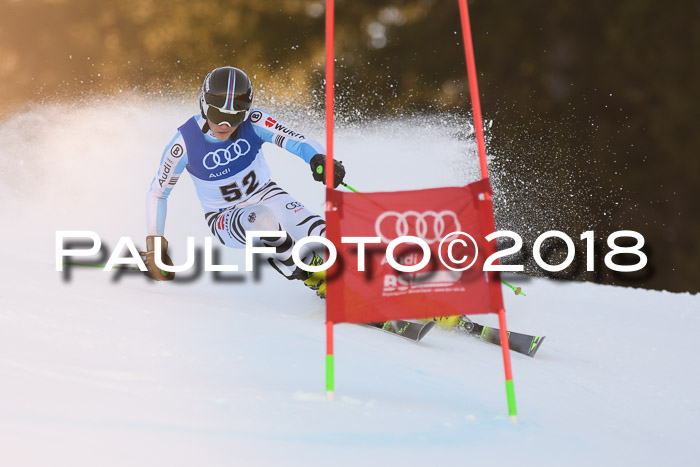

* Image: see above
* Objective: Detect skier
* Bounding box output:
[144,66,345,297]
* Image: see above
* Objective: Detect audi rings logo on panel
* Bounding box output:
[202,140,251,170]
[374,210,462,244]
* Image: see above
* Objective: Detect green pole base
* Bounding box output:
[505,379,518,420]
[325,354,335,396]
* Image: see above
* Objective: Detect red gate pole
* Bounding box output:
[458,0,518,423]
[324,0,336,401]
[325,0,335,196]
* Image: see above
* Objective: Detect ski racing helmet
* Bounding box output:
[199,66,254,129]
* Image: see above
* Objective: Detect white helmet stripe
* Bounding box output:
[225,69,235,111]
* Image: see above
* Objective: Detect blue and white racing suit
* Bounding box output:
[145,109,326,276]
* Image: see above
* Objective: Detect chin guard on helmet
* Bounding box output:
[199,66,254,132]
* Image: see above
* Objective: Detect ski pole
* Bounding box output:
[501,279,526,296]
[340,181,359,193]
[63,261,175,279]
[338,181,385,209]
[62,262,141,271]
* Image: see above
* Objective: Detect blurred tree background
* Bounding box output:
[1,0,698,292]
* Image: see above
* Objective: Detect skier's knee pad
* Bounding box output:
[241,205,281,233]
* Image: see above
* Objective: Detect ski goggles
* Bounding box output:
[205,105,249,127]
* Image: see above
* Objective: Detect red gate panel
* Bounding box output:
[326,178,503,324]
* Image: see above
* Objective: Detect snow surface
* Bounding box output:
[1,98,699,466]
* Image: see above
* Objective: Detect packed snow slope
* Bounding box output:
[1,98,699,467]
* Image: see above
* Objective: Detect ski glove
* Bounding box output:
[144,236,176,281]
[310,153,346,188]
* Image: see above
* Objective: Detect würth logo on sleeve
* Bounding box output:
[273,123,306,140]
[265,117,277,128]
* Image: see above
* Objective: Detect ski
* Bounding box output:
[366,320,436,342]
[454,316,545,357]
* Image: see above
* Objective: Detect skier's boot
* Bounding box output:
[429,315,475,332]
[380,321,400,332]
[453,315,475,333]
[293,252,326,299]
